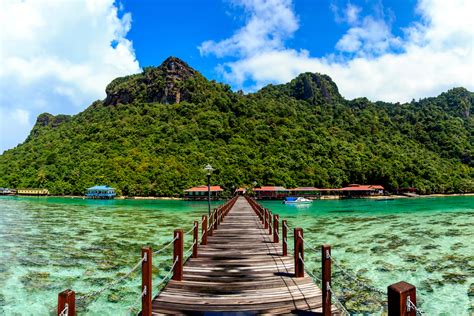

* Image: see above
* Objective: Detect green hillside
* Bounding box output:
[0,57,472,195]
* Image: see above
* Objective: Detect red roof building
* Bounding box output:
[340,184,384,196]
[254,186,288,199]
[288,187,321,198]
[234,188,247,196]
[184,185,223,200]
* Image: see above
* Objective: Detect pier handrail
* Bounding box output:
[56,195,424,316]
[245,196,425,316]
[76,255,146,303]
[56,196,239,315]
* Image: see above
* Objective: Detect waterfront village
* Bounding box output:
[0,183,418,200]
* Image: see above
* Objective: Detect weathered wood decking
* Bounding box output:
[151,197,341,315]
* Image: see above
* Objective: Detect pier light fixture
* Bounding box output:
[204,164,215,217]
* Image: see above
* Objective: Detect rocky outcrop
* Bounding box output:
[288,72,342,104]
[26,113,71,140]
[104,56,199,106]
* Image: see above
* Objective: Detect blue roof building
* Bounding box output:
[85,185,116,199]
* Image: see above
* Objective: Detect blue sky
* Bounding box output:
[0,0,473,153]
[122,0,419,84]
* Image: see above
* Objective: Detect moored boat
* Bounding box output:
[283,197,312,204]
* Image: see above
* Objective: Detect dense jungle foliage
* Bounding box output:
[0,57,472,195]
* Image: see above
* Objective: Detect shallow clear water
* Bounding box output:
[261,197,474,315]
[0,196,472,315]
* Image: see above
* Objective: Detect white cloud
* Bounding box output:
[0,0,140,153]
[199,0,298,57]
[335,13,402,56]
[200,0,474,103]
[345,4,361,24]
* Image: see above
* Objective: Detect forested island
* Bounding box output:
[0,57,472,196]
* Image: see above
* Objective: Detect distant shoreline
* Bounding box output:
[2,193,473,200]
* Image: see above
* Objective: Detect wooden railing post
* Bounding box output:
[273,214,279,243]
[268,211,273,235]
[282,220,288,256]
[193,220,198,258]
[57,289,75,316]
[208,214,213,237]
[217,208,221,225]
[264,209,268,229]
[173,229,183,281]
[201,215,208,245]
[388,281,417,316]
[294,228,304,278]
[322,244,331,316]
[141,247,152,316]
[213,209,218,230]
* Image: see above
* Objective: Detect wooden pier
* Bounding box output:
[57,196,422,316]
[152,196,340,314]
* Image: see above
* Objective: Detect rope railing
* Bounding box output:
[58,304,68,316]
[56,196,423,316]
[328,253,386,296]
[297,232,320,254]
[76,255,146,303]
[245,197,425,316]
[297,230,387,313]
[184,241,196,259]
[299,231,386,293]
[328,284,351,316]
[153,235,178,255]
[56,196,239,316]
[185,224,197,235]
[153,256,179,295]
[408,297,425,315]
[127,284,147,314]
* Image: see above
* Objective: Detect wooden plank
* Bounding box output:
[151,197,342,315]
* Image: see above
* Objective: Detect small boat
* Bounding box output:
[284,197,312,204]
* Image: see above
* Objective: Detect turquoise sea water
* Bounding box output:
[0,196,472,315]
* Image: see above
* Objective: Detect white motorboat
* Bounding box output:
[283,197,312,204]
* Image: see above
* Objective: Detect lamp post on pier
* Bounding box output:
[204,164,214,217]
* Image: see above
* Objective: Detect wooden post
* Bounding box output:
[208,213,213,237]
[141,247,152,316]
[322,244,331,316]
[282,220,287,256]
[193,220,198,258]
[201,215,208,245]
[264,209,268,229]
[173,229,183,281]
[294,228,304,278]
[388,281,417,316]
[57,289,75,316]
[217,208,221,225]
[213,209,218,230]
[268,211,273,235]
[273,214,279,243]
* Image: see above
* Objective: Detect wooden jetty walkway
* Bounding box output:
[152,196,339,314]
[56,196,424,316]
